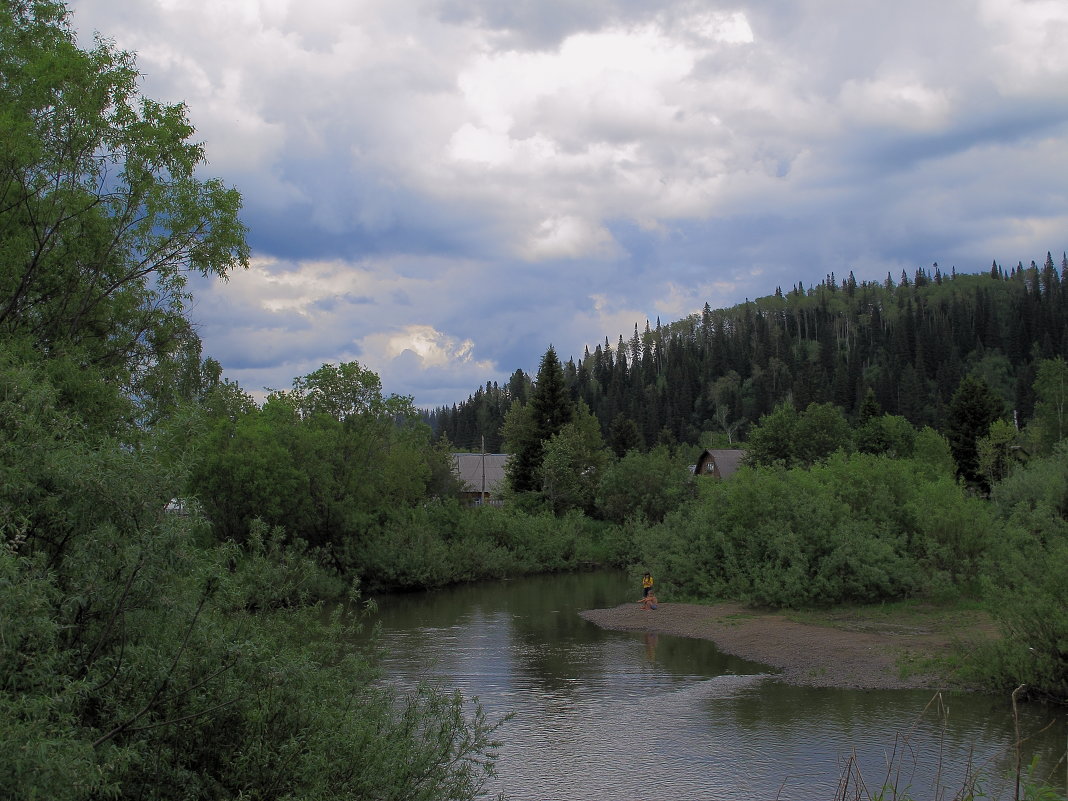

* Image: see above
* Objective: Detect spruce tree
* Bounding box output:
[946,374,1004,490]
[505,346,574,493]
[608,413,643,457]
[857,387,882,424]
[531,345,574,441]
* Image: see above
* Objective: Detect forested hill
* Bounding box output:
[430,255,1068,451]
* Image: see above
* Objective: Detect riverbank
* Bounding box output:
[579,601,997,690]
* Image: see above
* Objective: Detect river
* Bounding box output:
[368,571,1066,800]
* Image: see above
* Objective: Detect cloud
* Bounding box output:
[66,0,1068,408]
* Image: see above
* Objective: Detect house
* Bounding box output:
[453,453,508,506]
[692,449,746,479]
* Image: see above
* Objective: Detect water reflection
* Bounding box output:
[366,572,1066,801]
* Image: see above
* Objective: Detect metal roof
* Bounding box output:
[694,448,746,478]
[452,453,509,494]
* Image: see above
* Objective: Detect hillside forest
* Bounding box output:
[430,259,1068,453]
[2,2,1067,799]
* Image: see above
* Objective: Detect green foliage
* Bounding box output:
[855,413,917,458]
[946,374,1005,490]
[530,345,574,438]
[1028,357,1068,454]
[0,0,248,397]
[347,502,629,592]
[977,418,1024,487]
[501,399,538,494]
[186,360,443,564]
[0,5,505,795]
[595,447,694,524]
[968,444,1068,701]
[0,352,502,799]
[967,350,1016,414]
[794,401,853,465]
[911,426,957,478]
[191,398,313,543]
[607,412,643,457]
[437,263,1068,471]
[288,361,402,420]
[745,401,852,467]
[539,401,608,516]
[2,531,504,800]
[743,402,799,466]
[505,346,575,494]
[640,453,992,608]
[990,441,1068,534]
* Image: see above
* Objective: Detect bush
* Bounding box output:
[0,353,502,799]
[595,447,694,524]
[333,501,634,593]
[967,447,1068,701]
[640,453,993,608]
[968,538,1068,701]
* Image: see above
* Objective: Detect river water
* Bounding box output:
[368,571,1066,800]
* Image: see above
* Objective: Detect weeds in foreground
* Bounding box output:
[826,690,1066,801]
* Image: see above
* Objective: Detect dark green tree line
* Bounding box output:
[434,260,1068,453]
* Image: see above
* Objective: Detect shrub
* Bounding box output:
[0,352,502,799]
[641,453,993,608]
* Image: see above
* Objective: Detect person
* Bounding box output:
[639,592,657,611]
[641,572,654,598]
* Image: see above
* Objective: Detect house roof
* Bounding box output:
[694,449,746,478]
[452,453,508,494]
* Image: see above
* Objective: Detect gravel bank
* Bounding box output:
[579,601,959,689]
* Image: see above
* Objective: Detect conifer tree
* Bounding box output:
[608,413,643,457]
[946,374,1004,490]
[505,346,574,493]
[531,345,574,441]
[857,387,882,424]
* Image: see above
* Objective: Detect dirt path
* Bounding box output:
[579,601,995,689]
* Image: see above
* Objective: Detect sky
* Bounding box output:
[66,0,1068,408]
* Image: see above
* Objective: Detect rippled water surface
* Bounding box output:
[368,572,1066,800]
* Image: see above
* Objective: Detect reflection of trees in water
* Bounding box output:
[368,572,1067,799]
[649,634,766,677]
[506,574,773,697]
[506,572,630,696]
[369,571,634,697]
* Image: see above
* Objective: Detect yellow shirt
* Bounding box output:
[642,576,653,589]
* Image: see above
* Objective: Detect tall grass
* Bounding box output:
[826,692,1066,801]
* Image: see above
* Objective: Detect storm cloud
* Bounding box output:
[69,0,1068,406]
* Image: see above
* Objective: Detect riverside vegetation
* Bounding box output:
[1,3,504,798]
[2,1,1067,799]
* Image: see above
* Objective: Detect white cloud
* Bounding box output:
[980,0,1068,86]
[521,216,620,261]
[187,253,510,404]
[64,0,1068,408]
[838,76,952,131]
[359,324,491,371]
[447,124,558,167]
[686,10,754,45]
